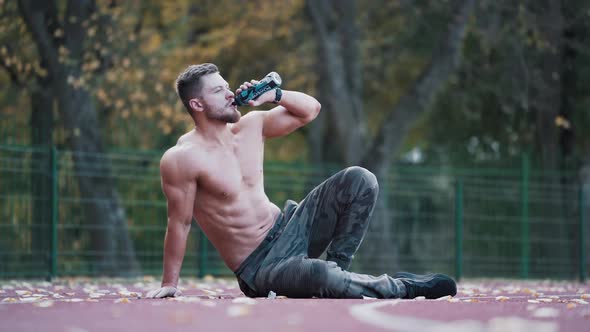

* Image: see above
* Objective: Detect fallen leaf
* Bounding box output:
[495,296,509,302]
[232,297,257,305]
[436,295,452,301]
[201,289,217,296]
[114,298,130,304]
[1,298,17,303]
[567,303,577,310]
[118,290,140,297]
[20,297,39,303]
[172,297,200,303]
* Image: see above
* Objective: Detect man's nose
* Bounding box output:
[226,89,235,99]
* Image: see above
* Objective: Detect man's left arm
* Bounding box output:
[238,81,321,138]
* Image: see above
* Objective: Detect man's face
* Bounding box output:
[197,73,240,123]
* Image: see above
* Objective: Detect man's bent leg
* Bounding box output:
[254,255,406,299]
[302,166,379,270]
[256,167,378,272]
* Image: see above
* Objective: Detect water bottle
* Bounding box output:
[233,72,282,106]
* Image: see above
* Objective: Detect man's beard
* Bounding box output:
[204,103,240,123]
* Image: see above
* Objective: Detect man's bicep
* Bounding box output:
[160,159,196,225]
[163,182,196,224]
[261,107,309,139]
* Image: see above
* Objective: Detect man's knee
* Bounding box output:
[343,166,378,191]
[258,256,329,298]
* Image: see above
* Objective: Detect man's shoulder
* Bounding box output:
[160,146,179,165]
[234,111,268,137]
[160,144,200,179]
[239,110,267,126]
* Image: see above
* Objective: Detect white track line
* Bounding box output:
[455,294,584,300]
[349,300,558,332]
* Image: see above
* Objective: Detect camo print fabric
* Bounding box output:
[235,166,406,299]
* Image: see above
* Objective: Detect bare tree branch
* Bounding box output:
[306,0,366,164]
[363,0,476,171]
[64,0,95,59]
[17,0,61,79]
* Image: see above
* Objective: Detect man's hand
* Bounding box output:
[236,80,278,107]
[146,286,182,299]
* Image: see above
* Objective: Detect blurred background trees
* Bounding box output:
[4,0,588,166]
[1,0,589,276]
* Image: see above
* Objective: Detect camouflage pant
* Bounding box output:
[235,166,406,298]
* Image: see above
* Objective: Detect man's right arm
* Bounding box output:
[147,151,196,298]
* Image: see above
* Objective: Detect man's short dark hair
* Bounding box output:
[175,63,219,114]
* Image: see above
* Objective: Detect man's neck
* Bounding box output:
[193,118,233,146]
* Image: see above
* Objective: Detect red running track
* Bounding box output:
[1,277,588,331]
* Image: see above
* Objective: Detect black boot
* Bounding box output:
[393,272,457,299]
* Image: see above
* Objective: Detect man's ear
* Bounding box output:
[189,98,203,112]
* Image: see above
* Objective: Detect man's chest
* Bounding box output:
[198,134,265,197]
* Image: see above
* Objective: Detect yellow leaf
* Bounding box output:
[114,298,130,304]
[142,34,162,53]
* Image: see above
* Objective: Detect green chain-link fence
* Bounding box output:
[0,144,587,281]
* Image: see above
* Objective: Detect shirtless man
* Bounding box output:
[147,63,457,299]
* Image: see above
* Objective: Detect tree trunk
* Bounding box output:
[30,84,53,275]
[306,0,475,273]
[18,0,139,276]
[306,0,367,166]
[560,0,584,278]
[529,0,571,277]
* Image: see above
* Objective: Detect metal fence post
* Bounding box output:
[455,179,464,281]
[580,185,586,282]
[50,146,58,279]
[520,153,530,279]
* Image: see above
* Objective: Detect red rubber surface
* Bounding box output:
[1,278,588,331]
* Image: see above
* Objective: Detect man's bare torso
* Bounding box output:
[166,112,280,271]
